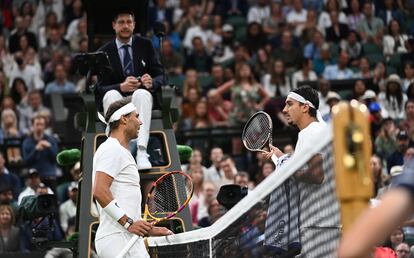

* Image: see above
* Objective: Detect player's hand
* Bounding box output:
[127,220,153,237]
[140,73,152,90]
[264,144,284,160]
[148,226,174,236]
[120,76,141,92]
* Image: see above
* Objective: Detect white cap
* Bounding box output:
[361,89,376,100]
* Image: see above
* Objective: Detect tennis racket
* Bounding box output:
[242,111,278,164]
[116,171,193,258]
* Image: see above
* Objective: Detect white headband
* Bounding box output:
[287,92,316,109]
[97,103,137,136]
[287,92,326,124]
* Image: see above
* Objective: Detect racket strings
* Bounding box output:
[243,114,271,150]
[148,173,193,216]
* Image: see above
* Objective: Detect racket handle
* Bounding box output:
[271,154,279,166]
[116,235,139,258]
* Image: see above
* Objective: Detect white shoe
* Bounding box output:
[136,151,152,170]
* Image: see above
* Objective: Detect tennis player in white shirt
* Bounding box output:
[93,97,172,258]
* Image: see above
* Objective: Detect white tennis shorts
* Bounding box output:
[95,232,149,258]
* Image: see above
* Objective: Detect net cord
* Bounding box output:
[148,123,333,247]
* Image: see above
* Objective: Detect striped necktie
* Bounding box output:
[121,44,133,76]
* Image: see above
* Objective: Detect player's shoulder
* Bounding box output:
[95,138,122,155]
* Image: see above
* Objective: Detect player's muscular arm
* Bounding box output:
[294,154,324,184]
[93,171,115,207]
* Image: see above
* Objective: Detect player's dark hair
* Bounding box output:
[105,97,133,132]
[293,85,319,118]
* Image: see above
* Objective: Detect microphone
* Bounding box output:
[56,149,81,166]
[153,21,166,38]
[153,21,168,86]
[177,145,193,163]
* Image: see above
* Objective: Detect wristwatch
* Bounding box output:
[123,217,133,229]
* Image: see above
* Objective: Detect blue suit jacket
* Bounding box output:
[96,35,165,110]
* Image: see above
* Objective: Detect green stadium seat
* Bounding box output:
[338,89,351,100]
[366,54,386,68]
[389,53,402,71]
[235,26,247,42]
[225,15,247,28]
[168,75,184,91]
[386,65,397,76]
[362,43,382,55]
[198,75,214,89]
[330,43,340,60]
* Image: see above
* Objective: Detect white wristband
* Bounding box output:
[271,154,279,166]
[103,199,125,222]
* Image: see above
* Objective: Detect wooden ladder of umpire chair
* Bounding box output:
[74,86,193,258]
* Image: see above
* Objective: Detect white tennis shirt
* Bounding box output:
[93,137,142,240]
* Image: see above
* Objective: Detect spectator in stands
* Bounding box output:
[183,14,215,52]
[59,182,77,232]
[258,160,275,183]
[383,20,409,58]
[374,118,398,160]
[18,90,51,135]
[0,204,21,253]
[263,2,285,40]
[198,199,222,227]
[0,108,23,165]
[286,0,307,36]
[253,48,271,81]
[181,87,201,120]
[188,164,204,226]
[234,171,250,188]
[244,22,267,55]
[340,30,364,67]
[174,3,198,38]
[272,30,302,71]
[357,1,384,44]
[387,130,410,173]
[313,42,335,76]
[303,30,325,61]
[8,78,27,109]
[24,47,42,79]
[181,99,210,133]
[197,181,218,226]
[64,0,84,27]
[322,91,341,122]
[378,74,408,120]
[300,9,318,44]
[400,100,414,141]
[216,0,248,18]
[370,155,387,197]
[402,62,414,92]
[369,102,385,139]
[203,64,224,96]
[66,17,87,52]
[149,0,174,30]
[385,227,405,251]
[228,63,269,129]
[160,39,183,77]
[247,0,270,24]
[378,0,405,27]
[395,242,411,258]
[39,25,71,66]
[184,36,213,74]
[0,153,20,202]
[346,79,367,101]
[207,89,232,127]
[373,62,387,91]
[323,50,354,80]
[325,10,350,42]
[219,155,238,186]
[318,0,348,31]
[44,63,76,95]
[32,0,64,31]
[18,168,53,205]
[22,114,59,191]
[212,24,235,65]
[8,15,37,54]
[4,51,44,90]
[291,58,318,89]
[354,57,373,79]
[347,0,365,31]
[262,59,292,98]
[204,147,224,187]
[38,11,59,49]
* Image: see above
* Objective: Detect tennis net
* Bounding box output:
[148,124,341,258]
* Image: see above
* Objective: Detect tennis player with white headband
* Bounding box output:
[264,85,340,257]
[93,97,172,258]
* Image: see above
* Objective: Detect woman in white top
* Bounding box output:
[291,58,318,89]
[383,19,409,57]
[378,74,408,120]
[262,59,292,97]
[318,0,348,31]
